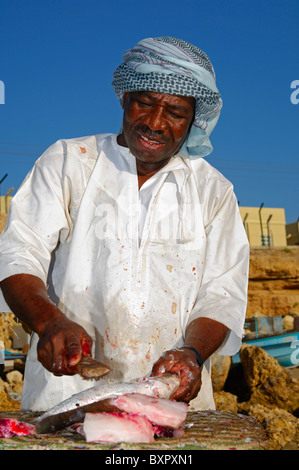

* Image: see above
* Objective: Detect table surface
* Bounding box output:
[0,409,268,450]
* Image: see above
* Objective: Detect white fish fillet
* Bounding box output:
[83,412,155,443]
[112,393,188,429]
[36,374,180,422]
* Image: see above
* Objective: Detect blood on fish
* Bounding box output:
[152,424,184,439]
[152,424,174,438]
[0,419,35,438]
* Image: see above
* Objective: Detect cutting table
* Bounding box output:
[0,409,268,450]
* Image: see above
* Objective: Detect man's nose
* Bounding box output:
[143,106,167,132]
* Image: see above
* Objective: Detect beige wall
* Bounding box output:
[239,206,287,247]
[0,195,12,214]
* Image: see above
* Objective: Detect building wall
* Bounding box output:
[0,195,12,214]
[239,206,287,247]
[286,221,299,245]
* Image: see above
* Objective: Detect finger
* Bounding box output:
[37,338,56,373]
[151,362,167,376]
[51,342,78,375]
[52,355,67,376]
[66,341,83,367]
[151,351,178,375]
[171,384,194,402]
[66,333,93,368]
[169,374,190,400]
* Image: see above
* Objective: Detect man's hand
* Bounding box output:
[151,317,229,403]
[151,348,202,402]
[37,317,93,376]
[0,274,93,376]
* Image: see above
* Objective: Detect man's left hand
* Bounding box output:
[151,348,202,402]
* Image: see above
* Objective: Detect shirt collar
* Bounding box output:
[113,134,191,174]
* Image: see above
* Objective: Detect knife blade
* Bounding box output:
[74,356,111,380]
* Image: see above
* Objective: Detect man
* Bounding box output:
[0,37,249,411]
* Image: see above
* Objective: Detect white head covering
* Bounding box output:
[112,37,223,158]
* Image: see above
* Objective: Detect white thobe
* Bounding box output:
[0,134,249,411]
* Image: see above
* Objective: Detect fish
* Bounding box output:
[34,374,180,434]
[82,411,155,444]
[81,393,187,444]
[0,418,35,438]
[112,392,188,429]
[76,413,185,444]
[73,356,110,380]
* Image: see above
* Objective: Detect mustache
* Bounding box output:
[134,124,169,143]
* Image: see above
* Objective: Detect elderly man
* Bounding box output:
[0,37,249,411]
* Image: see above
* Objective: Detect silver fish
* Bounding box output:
[34,374,180,434]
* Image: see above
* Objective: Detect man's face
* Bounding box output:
[119,91,195,168]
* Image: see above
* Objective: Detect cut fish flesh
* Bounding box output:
[83,412,155,443]
[81,392,188,444]
[0,418,35,438]
[112,393,188,429]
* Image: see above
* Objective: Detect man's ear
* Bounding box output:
[122,92,129,109]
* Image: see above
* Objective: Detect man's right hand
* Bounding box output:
[37,316,93,376]
[0,274,93,376]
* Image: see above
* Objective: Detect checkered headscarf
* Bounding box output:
[112,37,223,158]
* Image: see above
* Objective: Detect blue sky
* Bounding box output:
[0,0,298,223]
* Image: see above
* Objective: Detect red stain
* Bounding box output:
[105,327,118,349]
[81,338,91,356]
[79,146,86,154]
[0,419,35,438]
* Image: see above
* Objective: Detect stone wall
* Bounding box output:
[246,247,299,319]
[212,247,299,449]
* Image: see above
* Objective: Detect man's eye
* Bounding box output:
[137,100,152,107]
[168,111,184,119]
